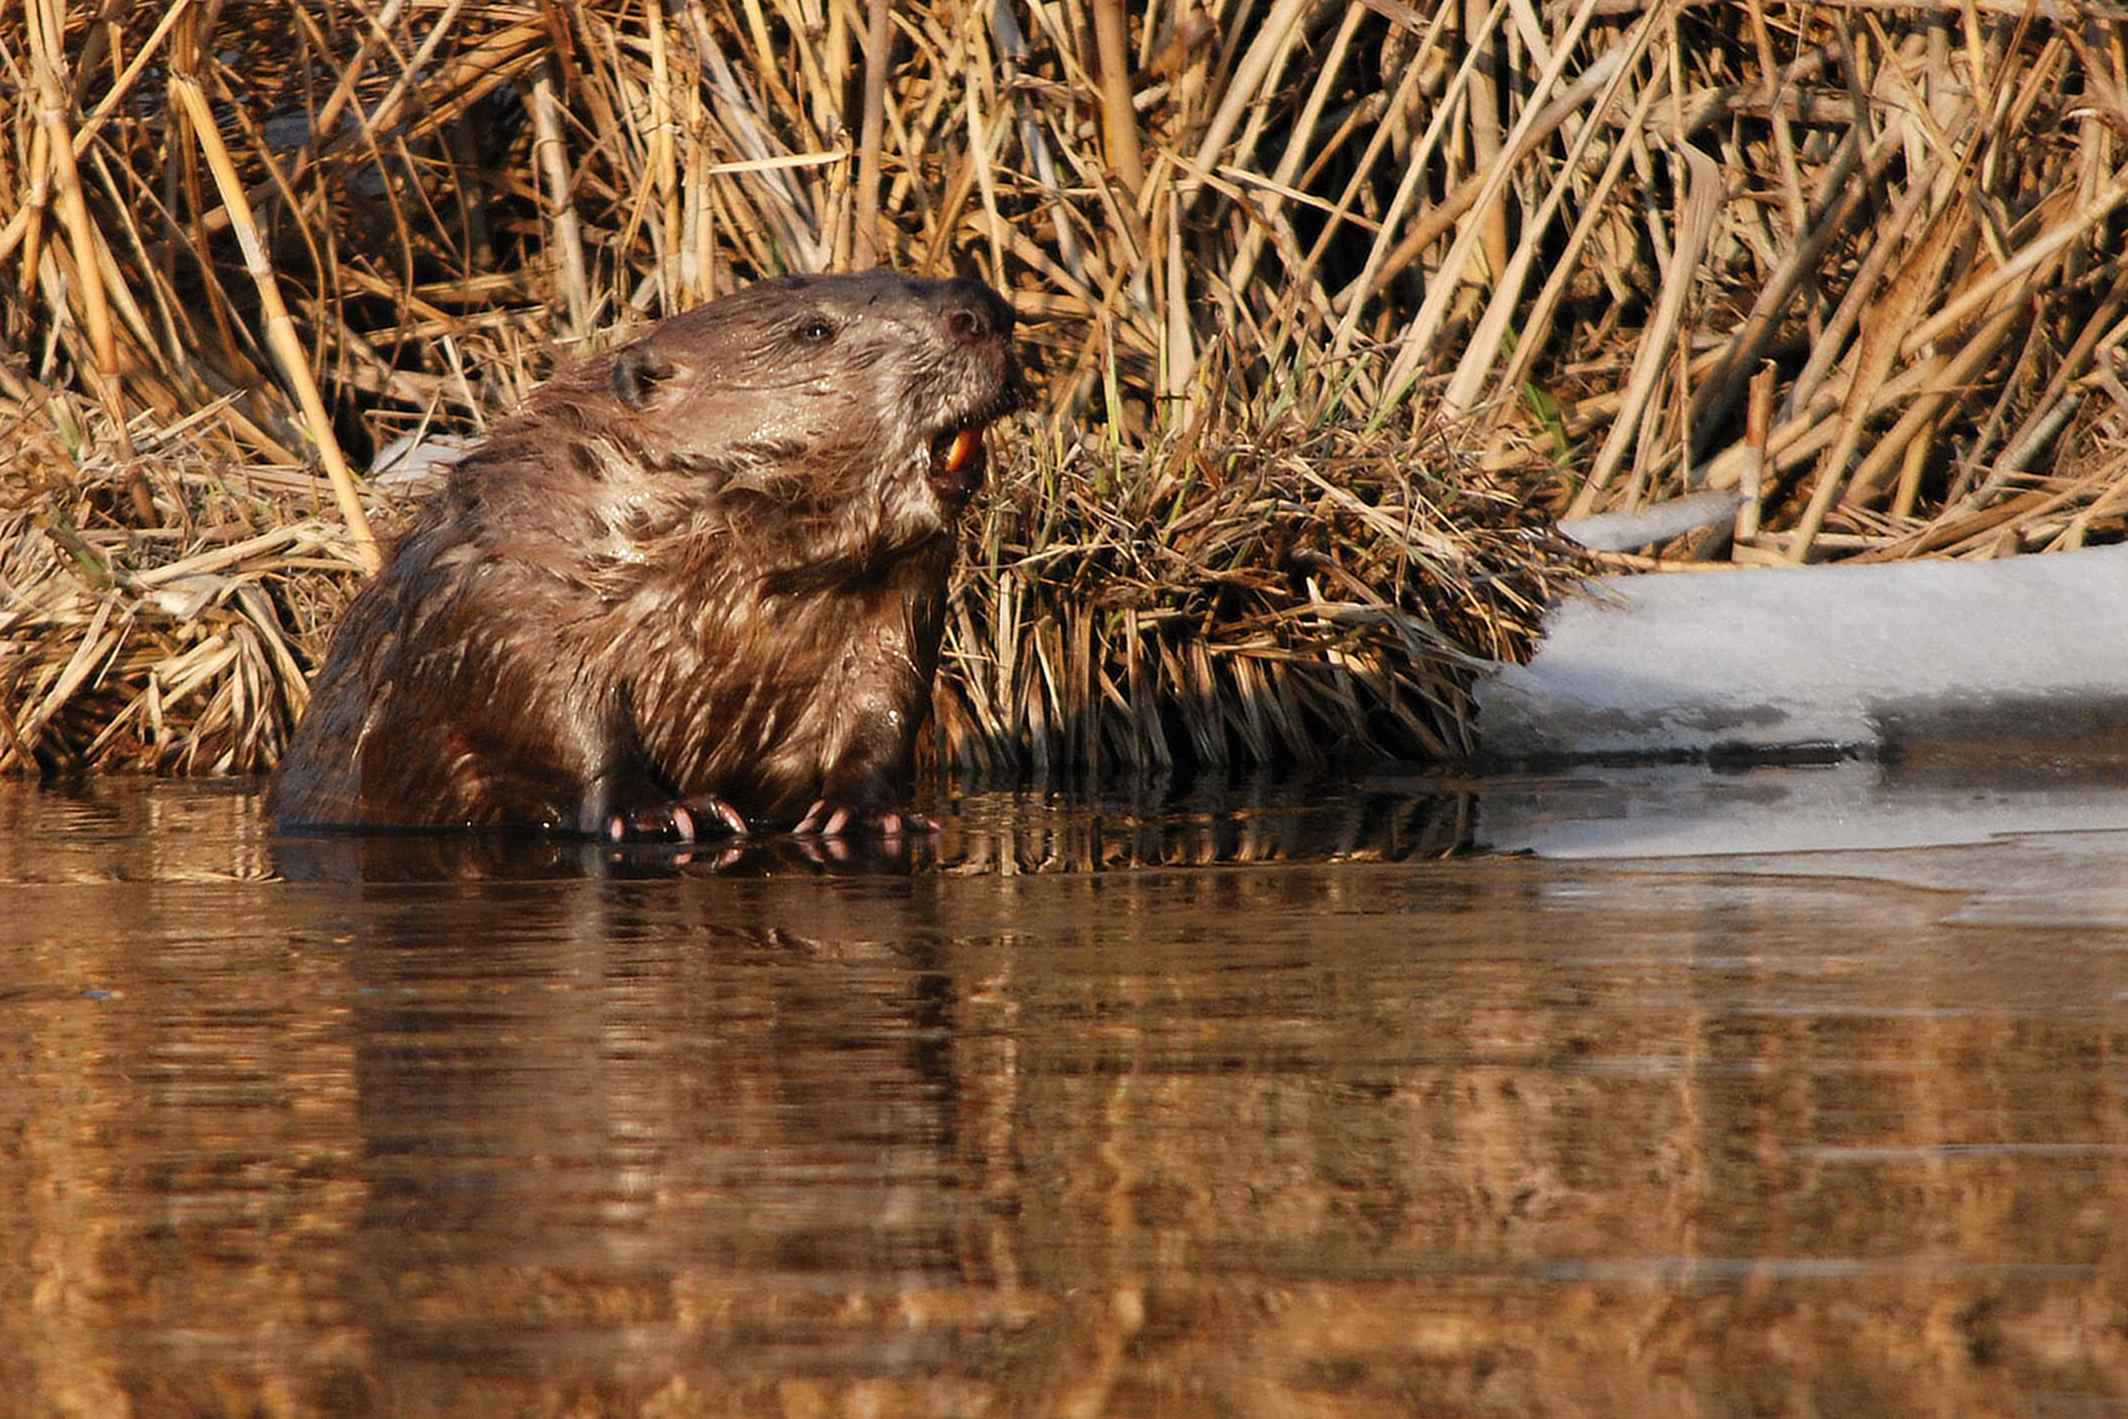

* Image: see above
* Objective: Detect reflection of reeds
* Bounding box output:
[4,3,2125,774]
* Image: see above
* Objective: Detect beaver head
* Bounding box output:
[515,271,1027,576]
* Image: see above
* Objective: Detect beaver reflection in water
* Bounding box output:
[269,271,1025,842]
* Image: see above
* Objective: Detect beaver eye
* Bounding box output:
[797,317,835,344]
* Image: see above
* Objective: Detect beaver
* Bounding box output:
[268,270,1024,842]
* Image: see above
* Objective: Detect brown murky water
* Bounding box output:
[7,771,2128,1417]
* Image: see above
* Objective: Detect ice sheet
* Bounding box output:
[1476,544,2128,760]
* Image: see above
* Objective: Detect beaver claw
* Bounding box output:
[605,794,750,844]
[791,800,936,839]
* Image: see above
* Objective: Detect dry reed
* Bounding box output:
[4,1,2128,778]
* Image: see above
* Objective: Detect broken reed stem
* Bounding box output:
[528,62,592,338]
[1089,0,1143,200]
[1738,362,1773,544]
[166,76,380,575]
[852,0,891,267]
[29,0,131,457]
[17,117,52,296]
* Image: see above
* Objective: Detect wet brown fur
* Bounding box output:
[269,271,1023,835]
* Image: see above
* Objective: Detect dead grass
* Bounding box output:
[4,0,2128,776]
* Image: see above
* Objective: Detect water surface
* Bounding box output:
[7,772,2128,1416]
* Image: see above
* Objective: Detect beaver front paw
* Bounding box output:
[791,799,935,839]
[604,793,750,844]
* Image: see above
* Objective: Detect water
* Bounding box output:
[7,771,2128,1416]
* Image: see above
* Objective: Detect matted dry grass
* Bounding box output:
[4,0,2128,778]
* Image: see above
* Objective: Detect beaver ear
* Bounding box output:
[612,346,679,410]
